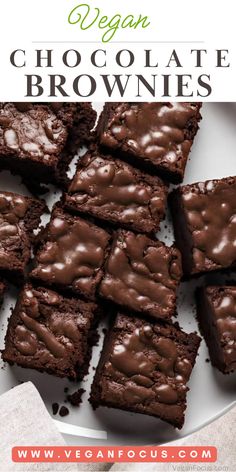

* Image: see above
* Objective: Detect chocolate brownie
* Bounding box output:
[90,313,201,429]
[196,286,236,374]
[0,191,46,283]
[2,284,100,379]
[169,176,236,277]
[65,149,168,234]
[97,102,201,183]
[99,230,182,320]
[31,206,111,300]
[0,102,96,191]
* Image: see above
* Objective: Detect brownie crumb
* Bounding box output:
[205,358,210,363]
[59,406,69,417]
[102,328,107,335]
[67,388,85,407]
[64,387,69,393]
[52,403,59,415]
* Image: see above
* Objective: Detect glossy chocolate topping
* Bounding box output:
[32,209,110,297]
[100,230,182,319]
[182,179,236,271]
[0,103,67,163]
[13,287,82,361]
[207,286,236,367]
[105,323,191,406]
[68,153,166,231]
[101,103,199,169]
[0,192,28,264]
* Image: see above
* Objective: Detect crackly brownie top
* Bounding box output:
[180,177,236,272]
[102,315,199,407]
[67,152,167,230]
[206,286,236,369]
[7,285,95,366]
[32,207,110,297]
[100,103,200,170]
[100,230,182,318]
[0,191,30,264]
[0,103,68,163]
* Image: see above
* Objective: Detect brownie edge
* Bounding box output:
[0,280,6,307]
[0,191,46,284]
[196,286,236,374]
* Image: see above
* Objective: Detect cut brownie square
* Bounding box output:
[99,229,182,320]
[0,102,96,190]
[196,286,236,374]
[0,191,46,283]
[31,206,111,300]
[90,313,201,429]
[169,176,236,277]
[2,284,100,379]
[97,102,201,183]
[65,149,168,234]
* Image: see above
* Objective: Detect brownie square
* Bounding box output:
[65,149,168,234]
[2,284,99,379]
[0,102,96,190]
[90,313,201,429]
[196,286,236,374]
[0,191,46,283]
[99,230,182,320]
[31,206,111,300]
[169,176,236,277]
[97,102,201,183]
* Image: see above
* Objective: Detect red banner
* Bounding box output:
[12,446,217,463]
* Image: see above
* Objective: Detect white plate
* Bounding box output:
[0,103,235,446]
